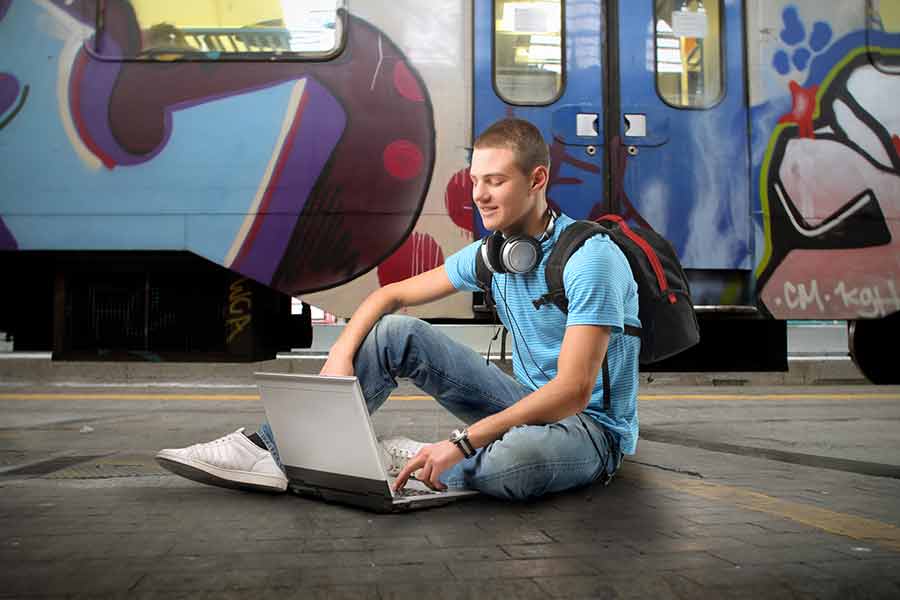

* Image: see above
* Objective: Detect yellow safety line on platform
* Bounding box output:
[1,392,899,402]
[639,393,900,401]
[661,476,900,552]
[0,393,260,401]
[397,393,900,401]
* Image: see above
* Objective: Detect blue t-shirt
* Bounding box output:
[444,213,641,454]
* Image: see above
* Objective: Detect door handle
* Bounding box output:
[624,114,647,137]
[576,113,599,137]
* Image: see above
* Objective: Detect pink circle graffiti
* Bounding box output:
[383,139,424,181]
[393,62,424,102]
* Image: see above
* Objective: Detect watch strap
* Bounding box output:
[451,428,476,458]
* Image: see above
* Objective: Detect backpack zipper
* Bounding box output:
[599,215,677,305]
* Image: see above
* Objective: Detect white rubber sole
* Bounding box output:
[155,452,287,493]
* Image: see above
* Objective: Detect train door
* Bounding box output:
[615,0,753,274]
[474,0,607,231]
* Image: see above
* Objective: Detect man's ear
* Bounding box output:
[531,165,550,191]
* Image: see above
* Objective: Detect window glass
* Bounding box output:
[654,0,723,108]
[868,0,900,73]
[98,0,343,59]
[494,0,563,104]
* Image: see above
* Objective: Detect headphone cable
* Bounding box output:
[494,255,615,479]
[485,325,502,366]
[495,274,553,389]
[497,273,614,480]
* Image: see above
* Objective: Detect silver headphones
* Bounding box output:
[479,209,557,274]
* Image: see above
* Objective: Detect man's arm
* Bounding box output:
[320,266,457,376]
[467,323,610,442]
[394,323,611,490]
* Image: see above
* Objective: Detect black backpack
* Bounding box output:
[475,214,700,365]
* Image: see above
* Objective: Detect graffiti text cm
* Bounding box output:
[781,279,900,318]
[783,280,824,312]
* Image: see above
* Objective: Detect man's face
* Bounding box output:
[469,146,538,233]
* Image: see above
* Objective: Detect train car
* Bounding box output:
[1,0,898,381]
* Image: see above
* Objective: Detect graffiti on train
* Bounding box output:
[0,0,435,296]
[755,4,900,319]
[775,277,900,319]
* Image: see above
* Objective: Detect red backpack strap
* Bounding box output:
[597,214,676,304]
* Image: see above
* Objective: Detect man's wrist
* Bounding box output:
[449,428,476,458]
[328,342,355,362]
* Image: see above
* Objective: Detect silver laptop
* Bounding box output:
[254,372,478,513]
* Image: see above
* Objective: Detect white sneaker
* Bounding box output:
[156,428,287,493]
[380,437,428,477]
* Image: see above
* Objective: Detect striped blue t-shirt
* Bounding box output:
[444,213,641,454]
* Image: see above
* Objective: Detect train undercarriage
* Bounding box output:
[2,252,896,385]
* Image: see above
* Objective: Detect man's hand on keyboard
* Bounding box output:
[392,440,464,492]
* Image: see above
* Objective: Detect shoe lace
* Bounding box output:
[386,446,415,465]
[382,439,424,473]
[193,428,245,452]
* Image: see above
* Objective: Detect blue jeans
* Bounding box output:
[259,315,622,501]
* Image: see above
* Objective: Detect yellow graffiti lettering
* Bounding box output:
[229,277,248,296]
[226,278,252,343]
[229,294,251,315]
[226,315,251,343]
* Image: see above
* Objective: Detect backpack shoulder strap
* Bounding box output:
[533,220,606,313]
[474,243,495,309]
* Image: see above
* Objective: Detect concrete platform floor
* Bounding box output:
[1,380,899,599]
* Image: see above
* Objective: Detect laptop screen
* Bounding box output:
[255,373,388,483]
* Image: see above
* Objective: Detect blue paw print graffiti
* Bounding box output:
[772,6,833,75]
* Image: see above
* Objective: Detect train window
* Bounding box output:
[868,0,900,73]
[93,0,344,60]
[654,0,724,108]
[493,0,564,105]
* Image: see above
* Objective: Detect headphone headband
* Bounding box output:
[538,207,557,242]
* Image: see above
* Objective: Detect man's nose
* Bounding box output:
[472,181,489,203]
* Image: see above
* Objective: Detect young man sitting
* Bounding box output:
[157,118,640,501]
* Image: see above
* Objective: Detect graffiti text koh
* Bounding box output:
[779,279,900,318]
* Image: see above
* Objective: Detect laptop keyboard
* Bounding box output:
[398,487,440,497]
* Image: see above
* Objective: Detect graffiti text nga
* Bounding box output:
[777,279,900,318]
[226,278,252,344]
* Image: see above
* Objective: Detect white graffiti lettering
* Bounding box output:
[779,278,900,318]
[783,280,824,312]
[833,279,900,318]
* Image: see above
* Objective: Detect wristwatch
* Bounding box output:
[449,428,476,458]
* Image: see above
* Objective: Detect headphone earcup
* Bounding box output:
[481,232,507,274]
[500,235,543,274]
